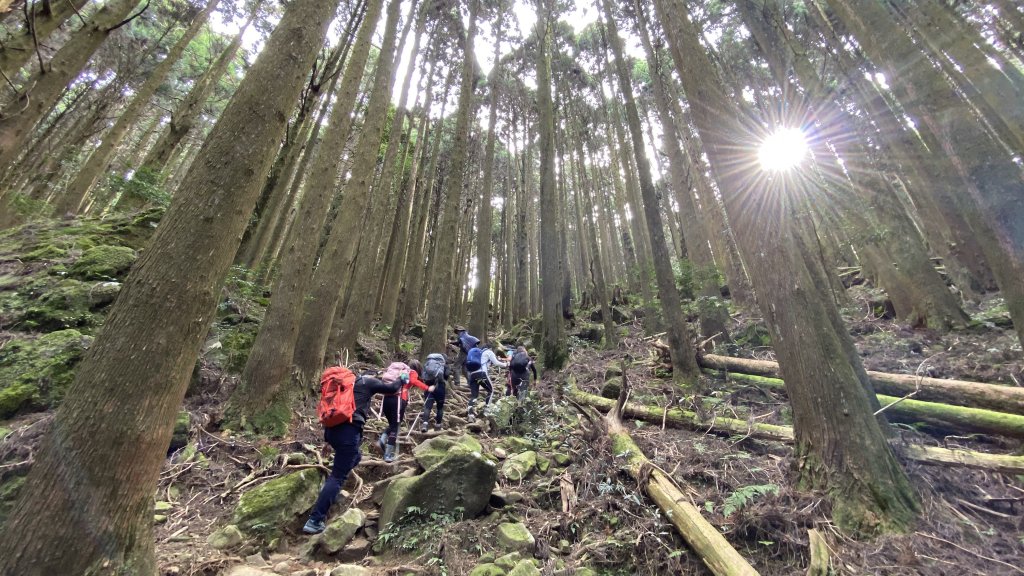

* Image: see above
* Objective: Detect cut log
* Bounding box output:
[707,370,1024,439]
[602,371,761,576]
[570,382,1024,476]
[699,353,1024,415]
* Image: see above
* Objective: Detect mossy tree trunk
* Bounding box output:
[0,0,342,572]
[227,0,381,430]
[292,0,403,377]
[602,0,698,384]
[654,0,919,534]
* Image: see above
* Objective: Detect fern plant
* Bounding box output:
[722,484,779,517]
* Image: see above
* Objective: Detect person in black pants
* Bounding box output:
[507,346,538,400]
[303,374,401,534]
[379,360,433,462]
[419,353,451,432]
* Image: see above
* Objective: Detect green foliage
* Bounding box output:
[108,168,171,209]
[722,484,779,517]
[0,330,93,419]
[375,505,464,553]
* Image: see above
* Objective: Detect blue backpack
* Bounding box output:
[465,347,483,372]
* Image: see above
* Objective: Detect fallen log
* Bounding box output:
[699,353,1024,415]
[601,369,761,576]
[570,384,1024,476]
[707,370,1024,439]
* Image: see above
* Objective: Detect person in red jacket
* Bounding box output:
[378,360,434,462]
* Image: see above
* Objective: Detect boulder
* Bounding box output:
[502,437,534,453]
[412,433,483,470]
[233,469,321,538]
[501,451,537,482]
[319,508,365,554]
[380,446,497,529]
[496,522,535,553]
[535,455,550,475]
[207,525,244,549]
[468,564,506,576]
[0,329,93,418]
[552,453,572,467]
[330,565,370,576]
[489,490,524,508]
[576,324,602,343]
[487,396,518,431]
[508,561,541,576]
[68,245,137,280]
[494,552,522,570]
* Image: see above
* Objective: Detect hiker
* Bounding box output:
[507,346,538,400]
[419,352,451,432]
[465,341,507,423]
[378,360,433,462]
[452,325,480,382]
[303,368,402,535]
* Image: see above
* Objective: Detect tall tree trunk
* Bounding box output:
[469,19,504,338]
[140,16,250,175]
[292,0,403,377]
[0,0,342,572]
[421,0,480,354]
[0,0,140,180]
[824,0,1024,348]
[654,0,919,533]
[602,0,698,383]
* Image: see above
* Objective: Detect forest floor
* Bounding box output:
[147,287,1022,576]
[1,216,1022,575]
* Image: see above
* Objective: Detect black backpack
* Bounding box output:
[510,351,530,372]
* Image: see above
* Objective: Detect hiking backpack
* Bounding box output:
[465,347,484,372]
[423,353,446,382]
[317,366,358,427]
[380,362,410,385]
[509,351,530,373]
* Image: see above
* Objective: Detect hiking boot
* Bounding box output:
[434,422,442,431]
[302,518,326,535]
[420,421,428,433]
[467,413,476,424]
[384,444,396,463]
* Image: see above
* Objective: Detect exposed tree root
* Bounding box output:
[699,353,1024,415]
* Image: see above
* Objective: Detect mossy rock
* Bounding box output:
[603,365,622,380]
[600,377,622,400]
[576,324,603,343]
[167,411,190,454]
[487,396,519,431]
[380,446,497,529]
[68,245,137,280]
[501,437,534,454]
[552,453,572,467]
[19,279,120,331]
[501,451,537,482]
[496,522,535,553]
[507,561,540,576]
[207,524,244,549]
[468,564,506,576]
[575,568,598,576]
[494,552,522,570]
[535,454,550,475]
[413,433,484,470]
[233,468,321,539]
[330,566,370,576]
[0,329,93,418]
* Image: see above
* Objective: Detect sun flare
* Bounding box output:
[758,127,808,171]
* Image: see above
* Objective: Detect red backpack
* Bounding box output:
[317,366,357,427]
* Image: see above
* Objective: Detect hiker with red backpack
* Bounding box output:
[304,366,402,535]
[377,360,433,463]
[465,342,507,423]
[418,353,451,432]
[506,346,538,400]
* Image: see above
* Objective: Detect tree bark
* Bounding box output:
[601,0,698,383]
[0,0,342,572]
[0,0,92,81]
